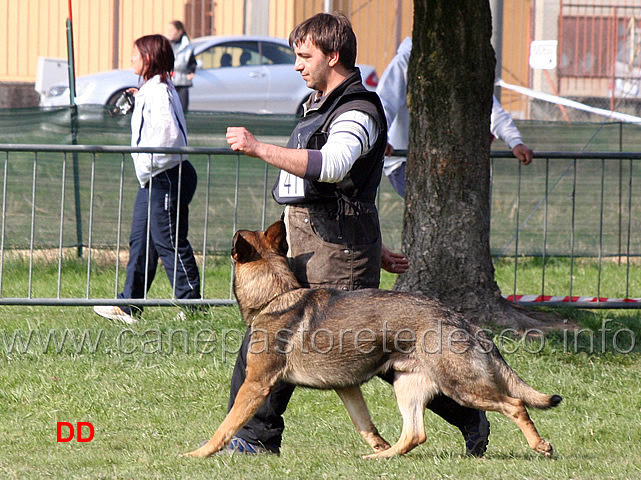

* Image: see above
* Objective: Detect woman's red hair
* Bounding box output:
[134,34,175,83]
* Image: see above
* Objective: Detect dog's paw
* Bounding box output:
[535,440,554,458]
[372,440,392,452]
[363,448,397,460]
[181,446,214,458]
[180,450,201,458]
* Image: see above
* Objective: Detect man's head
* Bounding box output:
[289,13,357,71]
[289,13,357,94]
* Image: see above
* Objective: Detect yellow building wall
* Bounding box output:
[1,0,189,82]
[1,0,516,99]
[270,0,297,39]
[347,0,413,74]
[499,0,532,117]
[213,0,245,37]
[1,0,414,83]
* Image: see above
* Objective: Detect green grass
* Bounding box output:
[494,256,641,300]
[2,112,641,478]
[1,259,640,479]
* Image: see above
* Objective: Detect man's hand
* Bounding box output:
[381,244,409,274]
[512,143,534,165]
[226,127,261,158]
[384,142,395,157]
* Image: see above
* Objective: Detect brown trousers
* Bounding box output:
[284,202,382,291]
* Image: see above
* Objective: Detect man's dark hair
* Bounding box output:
[289,12,357,70]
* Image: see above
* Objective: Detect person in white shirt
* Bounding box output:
[166,20,196,113]
[377,36,534,197]
[94,34,201,324]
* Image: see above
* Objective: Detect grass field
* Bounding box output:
[2,110,641,478]
[1,259,640,480]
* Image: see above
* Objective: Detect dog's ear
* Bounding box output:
[232,231,256,263]
[265,220,288,255]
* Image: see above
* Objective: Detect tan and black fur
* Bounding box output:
[184,220,562,459]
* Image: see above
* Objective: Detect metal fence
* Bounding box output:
[1,143,640,309]
[491,150,641,308]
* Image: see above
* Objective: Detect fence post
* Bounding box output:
[66,17,83,258]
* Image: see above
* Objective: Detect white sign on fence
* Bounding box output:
[529,40,558,70]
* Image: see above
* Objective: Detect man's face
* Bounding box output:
[293,36,332,93]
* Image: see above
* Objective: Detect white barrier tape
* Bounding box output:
[496,79,641,124]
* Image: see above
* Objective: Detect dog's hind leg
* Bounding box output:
[446,388,554,458]
[498,396,554,457]
[335,386,391,453]
[364,372,435,459]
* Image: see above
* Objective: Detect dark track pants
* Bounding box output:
[118,161,201,313]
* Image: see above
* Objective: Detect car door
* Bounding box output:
[190,40,270,112]
[259,40,312,114]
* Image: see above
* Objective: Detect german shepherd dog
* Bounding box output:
[184,220,561,459]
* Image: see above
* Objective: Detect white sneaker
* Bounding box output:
[93,305,137,324]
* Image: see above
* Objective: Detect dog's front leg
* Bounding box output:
[335,386,391,453]
[182,378,272,458]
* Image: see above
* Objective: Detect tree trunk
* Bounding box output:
[395,0,554,330]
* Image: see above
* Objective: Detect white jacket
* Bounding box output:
[131,75,188,186]
[171,34,195,87]
[376,37,524,174]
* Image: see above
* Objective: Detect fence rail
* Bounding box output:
[1,143,640,309]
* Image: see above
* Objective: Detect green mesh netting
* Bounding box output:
[1,106,641,258]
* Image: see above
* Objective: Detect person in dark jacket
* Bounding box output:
[221,12,492,458]
[220,12,390,454]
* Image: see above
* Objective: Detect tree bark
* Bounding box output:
[395,0,555,330]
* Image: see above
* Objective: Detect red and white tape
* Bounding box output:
[504,294,641,304]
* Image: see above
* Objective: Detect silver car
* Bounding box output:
[40,35,379,115]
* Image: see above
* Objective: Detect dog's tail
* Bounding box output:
[492,348,562,410]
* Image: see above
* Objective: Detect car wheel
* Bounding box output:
[106,89,133,106]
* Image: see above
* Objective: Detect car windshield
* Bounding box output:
[196,40,295,69]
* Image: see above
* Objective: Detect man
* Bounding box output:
[378,36,534,198]
[221,12,391,454]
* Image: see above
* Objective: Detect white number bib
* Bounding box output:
[277,171,305,199]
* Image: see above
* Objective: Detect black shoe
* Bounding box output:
[210,437,280,455]
[461,411,490,457]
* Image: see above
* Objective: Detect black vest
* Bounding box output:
[272,69,387,205]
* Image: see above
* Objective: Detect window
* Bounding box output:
[559,9,641,79]
[196,41,260,69]
[260,42,295,65]
[195,40,295,69]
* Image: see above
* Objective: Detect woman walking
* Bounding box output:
[94,34,201,324]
